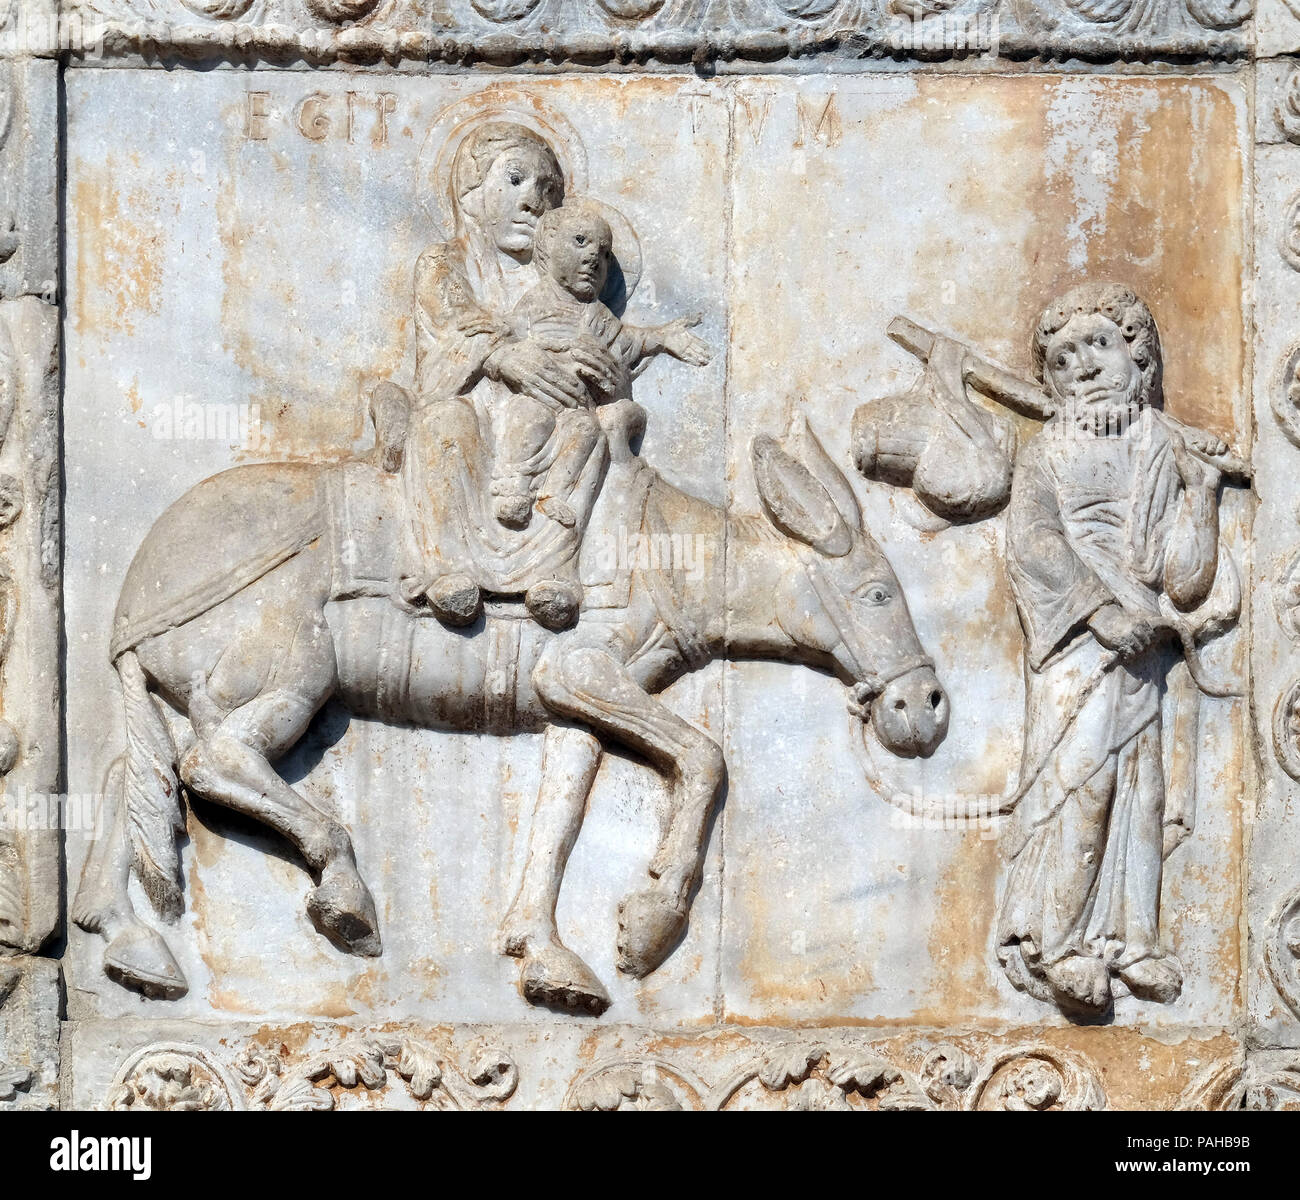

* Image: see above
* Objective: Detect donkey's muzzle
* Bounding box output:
[871,667,949,759]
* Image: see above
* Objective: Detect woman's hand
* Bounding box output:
[485,339,590,408]
[523,317,623,400]
[456,312,510,340]
[569,337,623,398]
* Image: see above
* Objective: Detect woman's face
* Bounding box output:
[476,143,563,257]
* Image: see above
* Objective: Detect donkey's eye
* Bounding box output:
[860,584,892,606]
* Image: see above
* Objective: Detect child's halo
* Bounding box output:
[560,196,643,315]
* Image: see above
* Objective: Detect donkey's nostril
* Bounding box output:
[929,690,943,710]
[893,698,906,711]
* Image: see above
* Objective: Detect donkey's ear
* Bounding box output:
[752,434,854,557]
[783,411,862,529]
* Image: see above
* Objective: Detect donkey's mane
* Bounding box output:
[728,512,786,548]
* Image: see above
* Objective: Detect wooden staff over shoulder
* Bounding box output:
[886,314,1252,483]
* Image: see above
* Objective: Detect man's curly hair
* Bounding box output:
[1031,282,1163,411]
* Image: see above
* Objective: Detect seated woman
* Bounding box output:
[401,120,625,630]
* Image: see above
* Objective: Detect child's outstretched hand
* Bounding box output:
[660,315,712,366]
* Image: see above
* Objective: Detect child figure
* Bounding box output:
[490,200,712,532]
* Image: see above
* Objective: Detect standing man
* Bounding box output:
[998,282,1238,1016]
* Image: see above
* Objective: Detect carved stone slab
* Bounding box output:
[1251,63,1300,1049]
[6,0,1300,1117]
[58,69,1251,1043]
[0,55,60,962]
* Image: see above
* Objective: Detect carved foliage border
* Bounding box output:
[0,46,61,1113]
[54,0,1250,67]
[101,1034,1300,1111]
[0,58,59,958]
[1261,61,1300,1036]
[25,0,1300,1109]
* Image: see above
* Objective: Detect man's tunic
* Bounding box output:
[998,406,1234,997]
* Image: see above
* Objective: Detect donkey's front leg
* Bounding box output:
[621,738,725,980]
[532,639,725,981]
[499,722,610,1015]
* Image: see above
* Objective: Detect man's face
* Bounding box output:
[544,211,613,301]
[1044,312,1142,419]
[477,144,563,256]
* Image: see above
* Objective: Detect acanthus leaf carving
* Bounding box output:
[108,1045,242,1111]
[469,0,543,21]
[1272,678,1300,783]
[587,1041,1107,1111]
[756,1043,826,1091]
[304,0,383,23]
[1181,1053,1300,1111]
[1266,883,1300,1020]
[1278,69,1300,145]
[1275,549,1300,642]
[720,1044,939,1111]
[109,1037,520,1111]
[570,1064,686,1111]
[178,0,257,19]
[969,1049,1104,1111]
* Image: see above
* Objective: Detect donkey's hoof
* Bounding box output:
[104,924,189,1001]
[520,942,610,1015]
[617,890,688,979]
[307,871,382,957]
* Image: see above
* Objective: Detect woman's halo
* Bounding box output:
[420,87,589,238]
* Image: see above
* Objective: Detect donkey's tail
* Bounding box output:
[116,650,183,920]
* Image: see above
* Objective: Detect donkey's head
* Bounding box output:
[751,415,948,759]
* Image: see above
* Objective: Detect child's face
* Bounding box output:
[545,211,613,301]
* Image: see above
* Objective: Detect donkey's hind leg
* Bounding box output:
[178,627,381,957]
[71,754,189,1000]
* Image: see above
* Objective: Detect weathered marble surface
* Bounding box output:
[62,1018,1269,1110]
[0,40,61,1111]
[1251,66,1300,1050]
[0,957,59,1110]
[5,0,1300,1114]
[58,69,1249,1039]
[59,0,1253,67]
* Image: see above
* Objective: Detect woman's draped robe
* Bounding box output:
[402,236,609,595]
[997,407,1238,998]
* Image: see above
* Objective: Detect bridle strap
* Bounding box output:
[863,651,937,696]
[802,554,933,700]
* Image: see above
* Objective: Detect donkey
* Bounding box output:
[72,412,948,1014]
